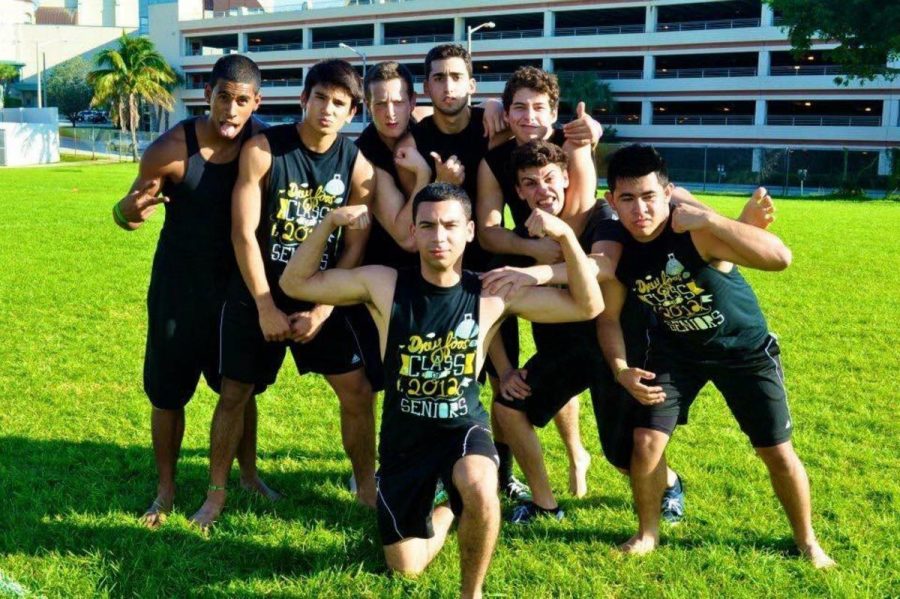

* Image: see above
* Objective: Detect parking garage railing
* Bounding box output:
[555,24,645,36]
[656,18,760,32]
[247,42,305,53]
[383,33,454,45]
[766,115,882,127]
[770,65,843,76]
[656,66,758,78]
[654,114,755,125]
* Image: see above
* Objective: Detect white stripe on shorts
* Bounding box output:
[375,475,404,542]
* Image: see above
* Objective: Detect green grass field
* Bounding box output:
[0,162,898,598]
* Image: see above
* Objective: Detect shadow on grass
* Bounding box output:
[0,435,383,593]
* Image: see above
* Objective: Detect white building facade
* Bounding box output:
[148,0,899,190]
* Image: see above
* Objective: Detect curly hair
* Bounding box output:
[501,66,560,112]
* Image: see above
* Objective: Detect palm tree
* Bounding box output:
[88,33,178,161]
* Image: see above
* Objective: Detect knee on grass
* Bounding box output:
[384,549,429,577]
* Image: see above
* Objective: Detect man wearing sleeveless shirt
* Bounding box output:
[110,55,275,528]
[477,67,602,504]
[189,60,379,528]
[350,62,432,395]
[596,145,834,568]
[279,183,602,598]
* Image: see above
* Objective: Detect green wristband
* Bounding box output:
[208,484,226,492]
[615,365,629,383]
[112,202,129,226]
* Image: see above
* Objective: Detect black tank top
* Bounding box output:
[354,124,417,269]
[254,125,359,313]
[614,211,769,360]
[380,268,490,457]
[413,107,490,271]
[158,116,254,262]
[483,129,567,235]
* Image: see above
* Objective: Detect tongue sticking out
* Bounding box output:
[220,123,238,138]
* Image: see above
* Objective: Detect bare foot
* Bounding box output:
[348,474,377,509]
[189,490,226,531]
[739,187,775,229]
[139,494,173,529]
[617,532,658,555]
[799,542,836,569]
[569,449,591,498]
[240,476,282,502]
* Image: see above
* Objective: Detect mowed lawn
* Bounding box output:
[0,162,897,598]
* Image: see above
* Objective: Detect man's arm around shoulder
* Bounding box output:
[502,210,603,323]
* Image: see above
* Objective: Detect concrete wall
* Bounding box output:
[0,122,60,166]
[0,106,58,123]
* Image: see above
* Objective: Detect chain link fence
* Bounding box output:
[58,126,162,161]
[596,144,895,197]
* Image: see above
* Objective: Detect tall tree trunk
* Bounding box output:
[129,93,139,162]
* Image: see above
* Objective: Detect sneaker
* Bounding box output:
[433,480,449,506]
[501,476,533,502]
[661,474,685,524]
[508,501,564,525]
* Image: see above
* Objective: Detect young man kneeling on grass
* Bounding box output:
[279,183,602,598]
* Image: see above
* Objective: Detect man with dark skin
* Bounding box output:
[111,55,276,528]
[190,60,378,528]
[279,182,603,599]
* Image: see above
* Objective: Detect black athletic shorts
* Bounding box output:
[494,322,606,427]
[143,255,226,409]
[344,304,385,392]
[219,298,366,393]
[376,424,499,545]
[636,334,793,448]
[590,380,639,470]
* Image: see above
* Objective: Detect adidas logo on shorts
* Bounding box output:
[351,354,361,364]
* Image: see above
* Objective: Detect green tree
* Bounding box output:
[557,71,616,116]
[87,33,178,161]
[45,56,94,126]
[766,0,899,84]
[0,63,21,110]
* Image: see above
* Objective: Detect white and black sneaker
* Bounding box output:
[501,476,533,502]
[509,501,564,525]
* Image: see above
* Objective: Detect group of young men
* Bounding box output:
[112,42,834,598]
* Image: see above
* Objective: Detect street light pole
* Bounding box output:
[338,42,367,126]
[466,21,495,56]
[465,22,494,106]
[35,42,41,109]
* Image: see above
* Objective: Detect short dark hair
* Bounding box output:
[509,139,568,184]
[424,44,473,79]
[412,182,472,221]
[605,144,670,193]
[303,59,363,107]
[364,61,414,104]
[502,66,560,112]
[209,54,261,92]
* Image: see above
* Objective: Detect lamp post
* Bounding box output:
[12,39,66,109]
[466,21,495,55]
[338,42,367,126]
